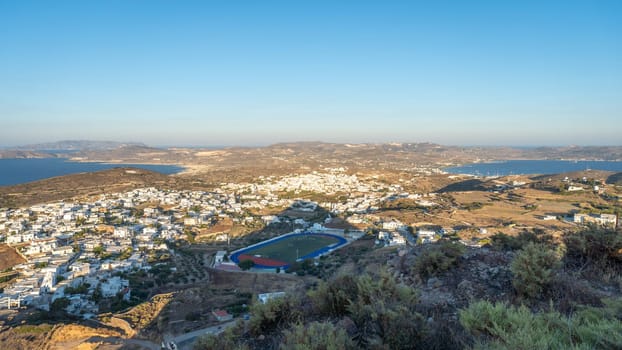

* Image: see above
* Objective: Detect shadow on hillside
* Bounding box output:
[435,179,487,193]
[606,172,622,185]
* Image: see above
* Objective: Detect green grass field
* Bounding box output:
[244,234,340,263]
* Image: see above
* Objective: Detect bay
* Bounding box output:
[444,160,622,176]
[0,158,184,186]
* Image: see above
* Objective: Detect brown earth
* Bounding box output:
[48,323,123,343]
[0,244,26,271]
[0,168,176,208]
[0,324,56,350]
[198,218,234,236]
[114,293,173,337]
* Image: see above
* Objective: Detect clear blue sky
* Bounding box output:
[1,0,620,147]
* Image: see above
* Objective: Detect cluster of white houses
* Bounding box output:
[0,171,415,316]
[572,213,618,227]
[223,170,439,215]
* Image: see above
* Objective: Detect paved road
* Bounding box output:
[172,320,238,350]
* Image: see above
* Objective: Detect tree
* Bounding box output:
[119,247,133,260]
[50,297,70,313]
[93,244,105,257]
[185,229,196,243]
[238,259,255,270]
[34,261,49,269]
[75,216,86,226]
[91,285,103,302]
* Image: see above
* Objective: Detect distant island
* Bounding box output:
[2,141,622,165]
[14,140,147,151]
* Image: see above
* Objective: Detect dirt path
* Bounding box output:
[51,336,160,350]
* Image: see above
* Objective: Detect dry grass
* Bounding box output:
[447,188,584,232]
[0,244,26,271]
[115,293,174,334]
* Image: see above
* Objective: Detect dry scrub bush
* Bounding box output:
[310,272,426,349]
[412,240,465,278]
[511,243,560,298]
[249,295,304,336]
[564,226,622,270]
[279,321,356,350]
[460,299,622,349]
[308,274,358,317]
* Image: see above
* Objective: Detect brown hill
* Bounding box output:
[66,142,622,175]
[0,150,57,159]
[0,167,175,208]
[0,244,26,270]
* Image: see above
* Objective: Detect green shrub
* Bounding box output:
[347,273,425,349]
[13,324,53,334]
[65,282,90,295]
[413,241,465,278]
[50,297,70,312]
[564,226,622,269]
[308,272,425,349]
[249,295,303,336]
[308,274,358,317]
[280,321,356,350]
[460,300,622,349]
[510,243,560,298]
[462,202,487,211]
[490,230,553,251]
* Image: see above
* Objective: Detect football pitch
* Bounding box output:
[231,232,347,268]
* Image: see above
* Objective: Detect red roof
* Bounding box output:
[213,309,230,317]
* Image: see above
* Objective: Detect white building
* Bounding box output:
[113,227,133,239]
[258,292,286,304]
[417,229,436,244]
[214,251,227,264]
[99,276,130,298]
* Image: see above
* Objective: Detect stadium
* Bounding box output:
[229,231,348,269]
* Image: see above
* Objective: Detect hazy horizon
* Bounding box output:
[1,1,621,146]
[2,139,621,150]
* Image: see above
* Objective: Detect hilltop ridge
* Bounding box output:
[14,140,147,151]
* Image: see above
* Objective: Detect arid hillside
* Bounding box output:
[0,168,176,208]
[0,244,25,271]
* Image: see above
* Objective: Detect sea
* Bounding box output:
[0,158,184,186]
[444,159,622,177]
